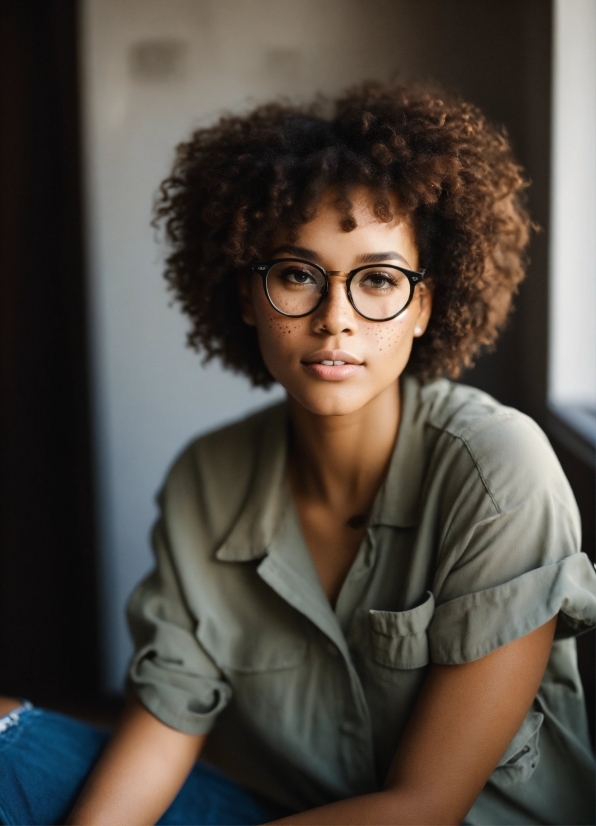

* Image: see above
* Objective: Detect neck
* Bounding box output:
[287,381,401,517]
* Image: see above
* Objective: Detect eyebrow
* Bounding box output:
[270,245,412,268]
[358,251,411,266]
[270,244,323,261]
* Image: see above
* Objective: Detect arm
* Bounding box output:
[269,616,557,826]
[67,695,207,826]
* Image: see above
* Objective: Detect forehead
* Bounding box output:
[271,186,419,269]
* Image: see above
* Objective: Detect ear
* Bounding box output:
[412,280,433,338]
[237,272,257,327]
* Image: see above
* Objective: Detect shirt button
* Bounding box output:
[326,642,339,656]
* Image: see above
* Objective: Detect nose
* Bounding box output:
[310,273,357,336]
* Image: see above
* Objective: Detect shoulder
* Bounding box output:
[168,399,285,480]
[158,400,287,545]
[418,378,577,517]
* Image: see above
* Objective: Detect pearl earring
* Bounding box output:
[414,326,423,336]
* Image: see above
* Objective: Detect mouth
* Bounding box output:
[301,350,364,381]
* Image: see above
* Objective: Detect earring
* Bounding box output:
[414,326,423,336]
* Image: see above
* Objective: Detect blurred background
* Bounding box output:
[1,0,594,731]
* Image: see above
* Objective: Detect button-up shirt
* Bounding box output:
[127,376,596,824]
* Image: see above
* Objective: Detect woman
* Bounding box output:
[1,80,595,826]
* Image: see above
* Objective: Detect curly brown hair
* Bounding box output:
[154,80,531,387]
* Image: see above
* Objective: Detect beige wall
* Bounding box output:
[82,0,557,691]
[81,0,416,690]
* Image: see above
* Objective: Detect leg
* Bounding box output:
[0,703,290,826]
[0,697,20,717]
[0,703,109,826]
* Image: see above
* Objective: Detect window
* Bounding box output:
[549,0,596,461]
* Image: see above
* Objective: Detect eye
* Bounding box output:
[359,270,398,290]
[280,267,318,285]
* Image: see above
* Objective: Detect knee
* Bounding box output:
[0,696,22,717]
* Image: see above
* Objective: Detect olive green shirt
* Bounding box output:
[127,376,596,824]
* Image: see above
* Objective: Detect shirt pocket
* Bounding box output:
[368,591,435,671]
[489,709,544,788]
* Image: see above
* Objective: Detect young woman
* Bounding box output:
[1,80,595,826]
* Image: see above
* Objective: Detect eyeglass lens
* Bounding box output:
[265,260,412,320]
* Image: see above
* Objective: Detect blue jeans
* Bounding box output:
[0,702,286,825]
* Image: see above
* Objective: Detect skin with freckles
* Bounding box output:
[240,187,431,420]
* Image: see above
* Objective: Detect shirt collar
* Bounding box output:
[215,401,289,562]
[215,374,427,562]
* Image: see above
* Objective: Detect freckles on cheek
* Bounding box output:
[265,317,295,338]
[257,314,303,376]
[366,320,408,352]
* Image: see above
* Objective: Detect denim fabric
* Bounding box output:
[0,703,282,826]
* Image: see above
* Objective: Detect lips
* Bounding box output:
[301,350,363,381]
[302,349,363,366]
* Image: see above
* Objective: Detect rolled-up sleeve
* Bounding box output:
[430,547,596,664]
[428,414,596,665]
[126,519,232,734]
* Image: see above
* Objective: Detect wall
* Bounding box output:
[82,0,556,693]
[5,1,589,714]
[81,0,418,691]
[549,0,595,412]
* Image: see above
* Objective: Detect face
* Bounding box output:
[239,187,432,417]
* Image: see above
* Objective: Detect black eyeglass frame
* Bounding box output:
[251,258,426,322]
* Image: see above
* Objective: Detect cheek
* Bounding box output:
[362,315,412,354]
[253,304,306,375]
[252,291,296,343]
[261,314,301,345]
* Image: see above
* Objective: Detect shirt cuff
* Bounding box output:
[126,672,231,736]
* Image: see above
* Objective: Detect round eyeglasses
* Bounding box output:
[251,258,426,322]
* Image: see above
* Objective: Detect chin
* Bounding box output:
[287,381,376,418]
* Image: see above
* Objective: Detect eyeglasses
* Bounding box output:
[251,258,426,322]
